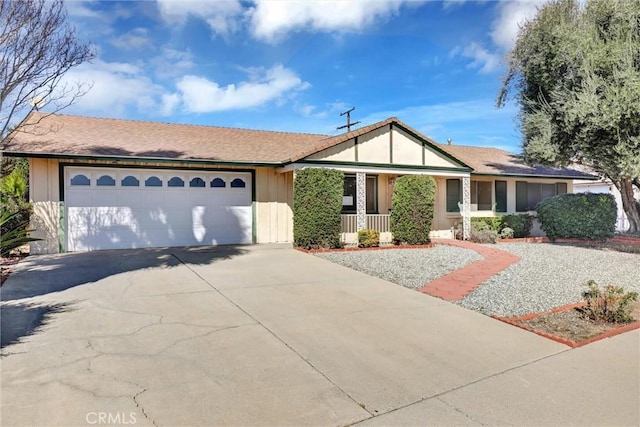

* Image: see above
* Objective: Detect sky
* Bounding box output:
[58,0,549,154]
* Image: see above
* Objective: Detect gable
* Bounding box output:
[304,124,466,169]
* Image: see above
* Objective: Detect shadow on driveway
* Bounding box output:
[0,245,249,350]
[1,302,72,350]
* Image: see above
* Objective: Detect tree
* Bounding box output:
[497,0,640,233]
[0,0,94,141]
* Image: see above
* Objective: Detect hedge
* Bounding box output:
[500,213,533,238]
[293,168,344,249]
[390,175,436,245]
[536,193,617,241]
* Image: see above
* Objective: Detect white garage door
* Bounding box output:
[64,166,253,252]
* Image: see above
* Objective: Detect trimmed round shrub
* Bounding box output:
[536,193,617,241]
[471,217,502,232]
[390,175,436,245]
[293,168,344,249]
[500,213,533,238]
[357,229,380,248]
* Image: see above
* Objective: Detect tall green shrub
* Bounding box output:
[536,193,617,241]
[293,168,344,249]
[390,175,436,245]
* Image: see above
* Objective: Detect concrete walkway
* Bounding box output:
[420,239,521,300]
[1,245,638,426]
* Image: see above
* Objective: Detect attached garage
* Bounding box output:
[64,166,253,252]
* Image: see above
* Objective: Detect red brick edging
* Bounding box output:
[418,239,521,301]
[296,243,435,254]
[498,236,640,245]
[492,303,640,348]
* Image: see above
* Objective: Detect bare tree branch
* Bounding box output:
[0,0,95,141]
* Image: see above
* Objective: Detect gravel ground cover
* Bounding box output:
[458,243,640,317]
[315,245,482,289]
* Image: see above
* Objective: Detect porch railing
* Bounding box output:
[340,214,390,233]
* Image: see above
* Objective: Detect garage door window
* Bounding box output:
[231,178,246,188]
[211,178,226,188]
[70,174,90,186]
[97,175,116,186]
[190,177,206,188]
[145,176,162,187]
[121,176,139,187]
[168,177,184,187]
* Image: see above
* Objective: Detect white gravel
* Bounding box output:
[316,242,640,317]
[458,243,640,317]
[315,245,482,289]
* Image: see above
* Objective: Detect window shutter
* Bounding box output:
[516,181,528,212]
[495,181,507,212]
[556,182,567,194]
[446,179,461,212]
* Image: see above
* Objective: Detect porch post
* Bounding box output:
[356,172,367,231]
[462,175,471,240]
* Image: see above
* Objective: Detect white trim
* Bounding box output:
[279,162,470,178]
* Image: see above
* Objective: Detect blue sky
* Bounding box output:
[59,0,547,153]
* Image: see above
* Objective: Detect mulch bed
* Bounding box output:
[493,302,640,348]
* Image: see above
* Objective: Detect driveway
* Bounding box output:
[1,245,638,426]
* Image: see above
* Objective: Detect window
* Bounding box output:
[145,176,162,187]
[495,181,507,213]
[96,175,116,186]
[121,176,140,187]
[210,178,226,188]
[190,177,205,188]
[70,174,90,186]
[446,179,461,212]
[168,177,184,187]
[516,181,568,211]
[342,175,378,214]
[230,178,246,188]
[471,181,492,211]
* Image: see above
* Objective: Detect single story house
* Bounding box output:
[2,112,594,254]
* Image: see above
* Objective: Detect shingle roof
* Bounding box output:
[3,112,327,163]
[2,112,593,179]
[439,144,592,178]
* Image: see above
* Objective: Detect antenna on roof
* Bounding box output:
[447,138,452,145]
[337,107,360,132]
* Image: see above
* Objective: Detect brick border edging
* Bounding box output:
[492,303,640,348]
[497,236,640,245]
[296,243,435,254]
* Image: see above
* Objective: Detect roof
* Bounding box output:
[2,112,594,179]
[3,112,327,164]
[439,144,594,179]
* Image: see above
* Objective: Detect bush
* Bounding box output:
[357,229,380,248]
[390,175,436,245]
[579,280,638,324]
[470,227,498,243]
[500,214,533,238]
[0,208,39,257]
[293,168,344,249]
[536,193,617,241]
[499,227,514,239]
[470,217,502,232]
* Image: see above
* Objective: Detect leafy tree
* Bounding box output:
[497,0,640,232]
[0,0,94,141]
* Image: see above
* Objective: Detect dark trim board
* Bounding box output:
[296,159,473,173]
[471,172,597,180]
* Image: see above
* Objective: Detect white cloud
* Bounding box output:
[490,0,546,51]
[175,65,309,113]
[111,28,153,50]
[460,42,502,73]
[151,49,196,79]
[248,0,411,42]
[156,0,243,35]
[60,60,167,116]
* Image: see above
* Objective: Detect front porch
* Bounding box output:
[338,171,470,244]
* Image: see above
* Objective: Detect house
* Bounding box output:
[2,113,594,254]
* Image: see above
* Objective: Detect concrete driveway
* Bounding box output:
[1,245,638,426]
